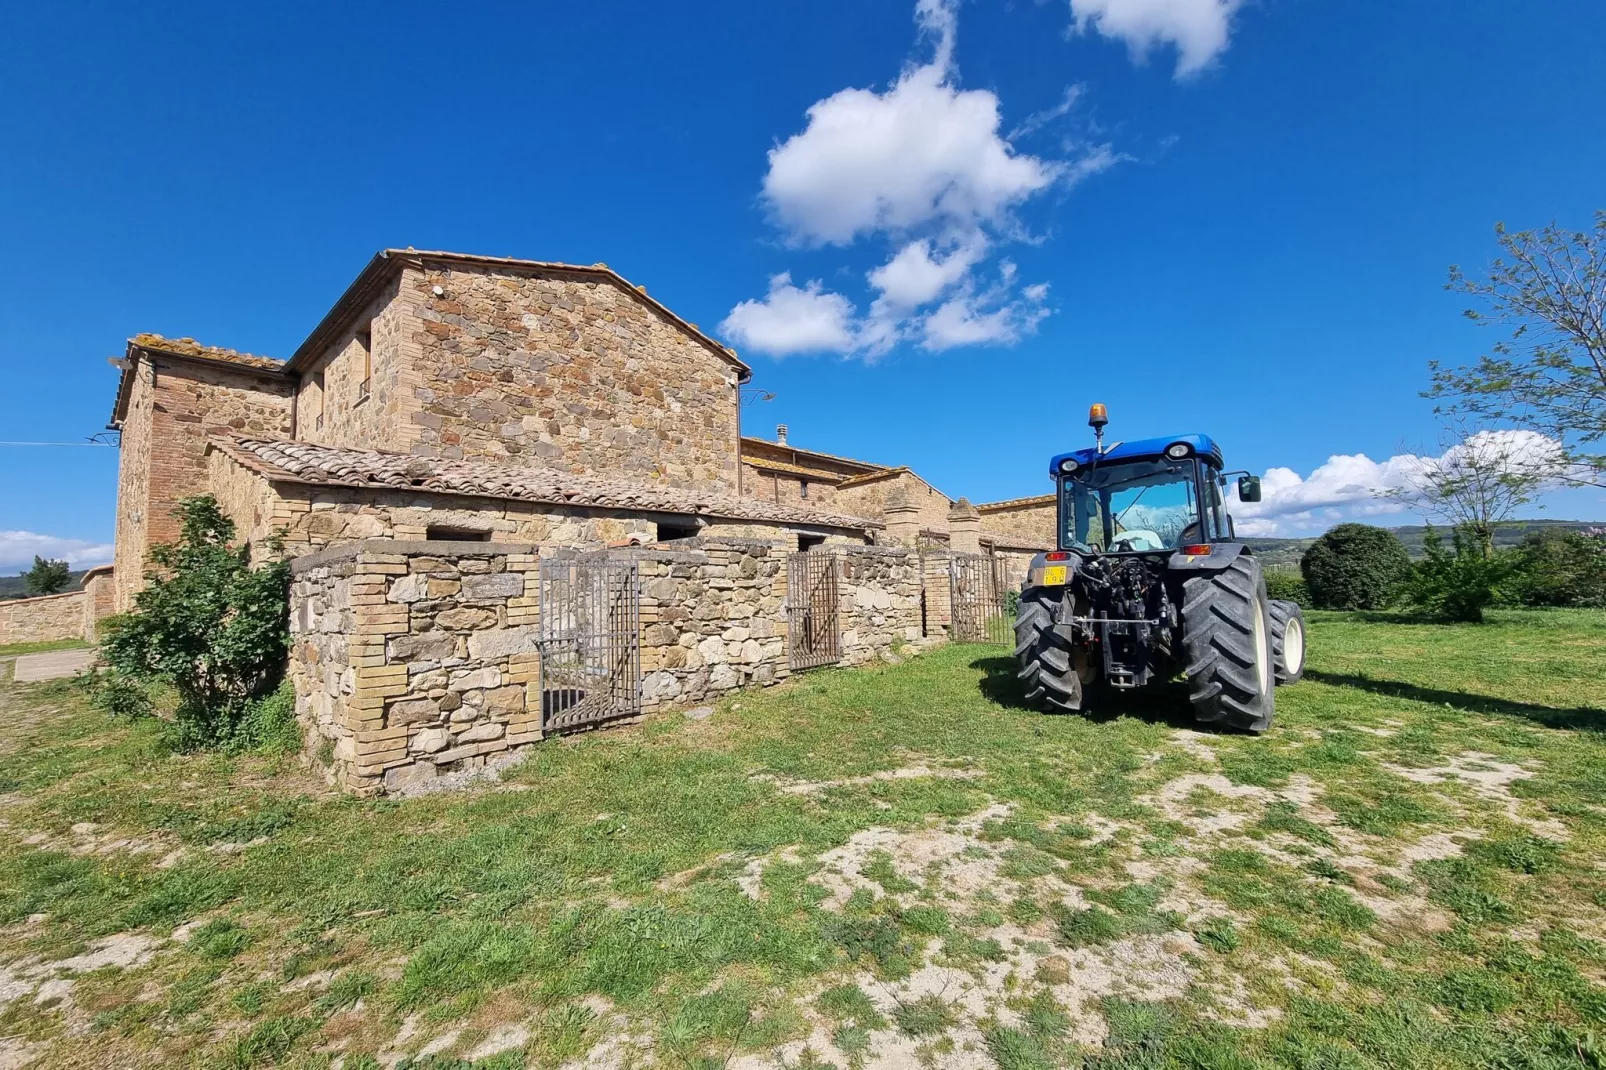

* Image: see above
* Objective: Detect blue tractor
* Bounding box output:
[1014,404,1305,732]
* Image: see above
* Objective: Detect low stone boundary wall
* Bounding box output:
[289,537,931,795]
[0,591,85,645]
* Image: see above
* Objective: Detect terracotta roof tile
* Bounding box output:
[213,437,882,531]
[131,333,286,372]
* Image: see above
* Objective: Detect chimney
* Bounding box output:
[776,424,789,445]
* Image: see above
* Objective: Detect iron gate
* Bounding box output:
[951,553,1013,644]
[537,554,642,733]
[787,551,841,670]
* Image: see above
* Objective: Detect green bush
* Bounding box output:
[1510,528,1606,608]
[1408,527,1515,623]
[1263,570,1311,606]
[1300,524,1413,610]
[99,496,292,751]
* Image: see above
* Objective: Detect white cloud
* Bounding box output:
[868,238,986,310]
[1229,431,1571,537]
[1069,0,1243,78]
[760,60,1059,247]
[718,273,859,357]
[730,0,1085,359]
[0,531,113,575]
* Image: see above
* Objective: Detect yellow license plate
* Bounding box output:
[1041,565,1067,586]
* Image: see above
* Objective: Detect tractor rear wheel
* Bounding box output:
[1180,556,1276,733]
[1014,587,1090,712]
[1268,599,1306,686]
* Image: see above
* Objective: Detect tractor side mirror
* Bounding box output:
[1237,475,1262,503]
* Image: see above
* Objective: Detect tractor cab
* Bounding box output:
[1048,410,1261,557]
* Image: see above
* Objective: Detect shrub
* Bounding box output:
[1300,524,1413,610]
[1263,570,1311,606]
[100,496,291,751]
[1408,527,1514,623]
[1510,528,1606,608]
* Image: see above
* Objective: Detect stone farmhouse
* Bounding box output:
[59,247,1067,793]
[104,248,1054,609]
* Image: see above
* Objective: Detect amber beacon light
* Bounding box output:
[1088,403,1108,429]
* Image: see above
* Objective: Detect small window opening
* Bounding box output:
[426,526,491,542]
[656,521,701,542]
[313,371,325,432]
[356,326,372,401]
[799,479,809,500]
[797,533,827,552]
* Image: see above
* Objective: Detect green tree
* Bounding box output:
[100,496,291,750]
[1409,527,1515,623]
[1511,527,1606,607]
[1428,214,1606,488]
[1300,524,1414,610]
[23,555,72,595]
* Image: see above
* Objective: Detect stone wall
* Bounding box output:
[0,591,85,646]
[289,537,934,795]
[404,263,743,492]
[979,495,1057,546]
[837,546,925,661]
[297,273,423,453]
[81,567,116,640]
[289,540,544,795]
[836,470,953,535]
[635,540,788,709]
[741,466,842,512]
[114,355,294,610]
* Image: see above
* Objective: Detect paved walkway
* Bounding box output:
[11,648,96,683]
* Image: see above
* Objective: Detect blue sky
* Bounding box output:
[2,0,1603,570]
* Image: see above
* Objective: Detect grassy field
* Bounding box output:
[0,610,1603,1069]
[0,638,89,659]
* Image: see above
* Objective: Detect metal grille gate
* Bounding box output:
[537,555,642,733]
[787,551,841,670]
[950,553,1013,644]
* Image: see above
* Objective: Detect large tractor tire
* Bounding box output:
[1014,587,1089,712]
[1267,600,1306,686]
[1179,556,1276,733]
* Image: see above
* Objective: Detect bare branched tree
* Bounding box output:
[1385,424,1556,556]
[1428,213,1606,488]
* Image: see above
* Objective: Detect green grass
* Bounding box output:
[0,608,1603,1066]
[0,637,89,658]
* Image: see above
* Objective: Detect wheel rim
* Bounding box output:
[1252,600,1271,695]
[1284,619,1305,675]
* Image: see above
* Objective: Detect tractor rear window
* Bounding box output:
[1060,459,1202,553]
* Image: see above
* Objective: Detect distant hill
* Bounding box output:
[1247,519,1601,571]
[0,569,92,601]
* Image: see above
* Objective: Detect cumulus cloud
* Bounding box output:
[719,273,859,357]
[1069,0,1243,78]
[0,531,113,575]
[727,0,1093,359]
[1229,431,1570,538]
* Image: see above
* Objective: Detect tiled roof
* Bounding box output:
[741,456,853,482]
[739,437,889,473]
[131,333,286,372]
[213,437,882,531]
[836,466,912,489]
[977,493,1055,512]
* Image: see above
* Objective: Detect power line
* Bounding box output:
[0,441,115,447]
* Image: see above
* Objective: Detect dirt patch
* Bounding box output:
[759,762,984,797]
[1381,752,1567,839]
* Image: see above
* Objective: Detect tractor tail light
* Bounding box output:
[1182,544,1212,557]
[1045,551,1070,562]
